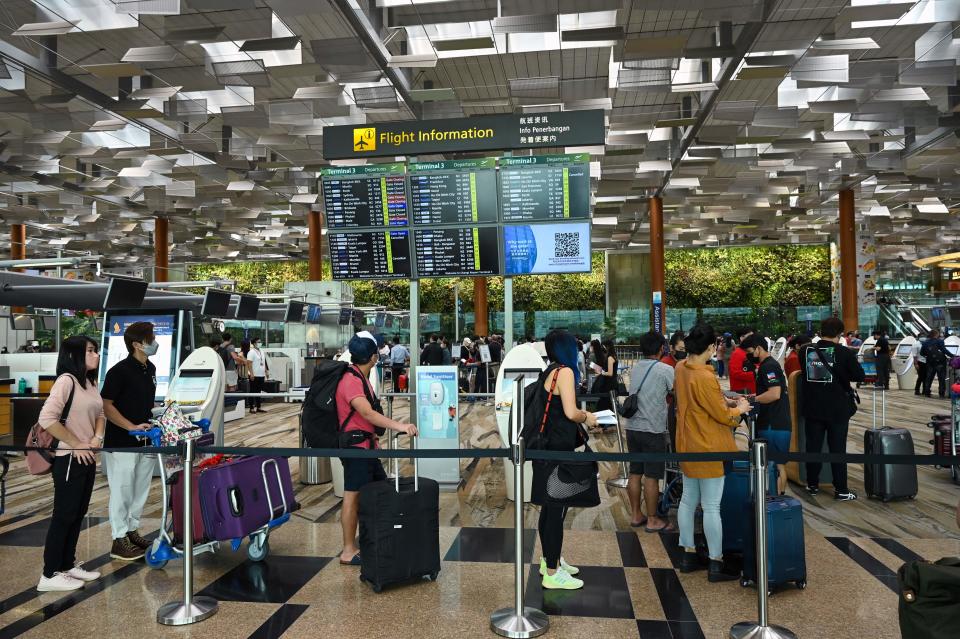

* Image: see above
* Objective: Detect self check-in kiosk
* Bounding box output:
[494,344,546,503]
[858,336,877,383]
[772,337,788,366]
[163,346,226,444]
[894,336,918,391]
[945,335,960,358]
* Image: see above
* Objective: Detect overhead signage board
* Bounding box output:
[320,163,408,229]
[499,154,590,222]
[413,226,500,278]
[408,158,499,225]
[328,229,412,280]
[503,222,591,275]
[323,110,605,159]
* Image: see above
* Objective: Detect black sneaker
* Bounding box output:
[805,485,820,496]
[707,559,739,582]
[834,491,858,502]
[679,551,705,573]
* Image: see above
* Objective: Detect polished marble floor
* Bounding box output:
[0,384,957,638]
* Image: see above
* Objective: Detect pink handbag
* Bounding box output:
[25,376,76,475]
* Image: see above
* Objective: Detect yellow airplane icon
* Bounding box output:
[353,127,375,152]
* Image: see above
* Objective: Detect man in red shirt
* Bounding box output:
[728,328,757,394]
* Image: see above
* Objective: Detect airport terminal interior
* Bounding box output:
[1,0,960,638]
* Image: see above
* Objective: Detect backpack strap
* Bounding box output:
[339,366,377,438]
[539,365,565,434]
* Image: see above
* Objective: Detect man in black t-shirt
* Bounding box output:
[873,329,891,390]
[101,322,158,561]
[742,335,791,494]
[420,334,445,366]
[799,317,865,501]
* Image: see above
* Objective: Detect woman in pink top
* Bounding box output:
[38,336,106,593]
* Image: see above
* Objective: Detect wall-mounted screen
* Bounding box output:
[408,159,499,225]
[104,277,148,310]
[498,154,590,222]
[321,164,408,229]
[284,301,305,323]
[503,222,591,274]
[328,230,412,280]
[201,289,232,316]
[100,312,178,400]
[413,226,500,277]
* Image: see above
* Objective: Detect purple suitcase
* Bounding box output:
[198,456,298,541]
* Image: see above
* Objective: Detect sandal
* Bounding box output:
[339,553,361,566]
[644,522,676,534]
[629,517,648,528]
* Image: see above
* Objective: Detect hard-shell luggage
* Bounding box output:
[263,379,280,395]
[741,495,807,591]
[864,428,919,501]
[721,460,777,554]
[170,467,206,543]
[932,425,958,458]
[359,436,440,592]
[198,456,297,541]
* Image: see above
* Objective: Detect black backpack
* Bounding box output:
[300,360,380,449]
[515,366,563,448]
[217,345,232,368]
[923,341,947,366]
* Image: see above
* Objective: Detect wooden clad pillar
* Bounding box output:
[154,216,169,283]
[649,196,666,332]
[838,189,858,332]
[10,224,25,263]
[307,210,323,281]
[474,277,488,337]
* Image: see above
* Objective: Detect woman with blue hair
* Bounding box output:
[532,329,599,590]
[337,331,418,566]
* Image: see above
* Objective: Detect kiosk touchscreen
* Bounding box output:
[858,336,877,381]
[771,337,788,365]
[100,310,192,402]
[894,336,918,390]
[945,335,960,357]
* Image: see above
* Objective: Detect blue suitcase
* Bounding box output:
[741,495,807,592]
[721,460,777,554]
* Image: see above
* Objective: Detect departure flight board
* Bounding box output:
[414,226,500,277]
[498,154,590,222]
[328,230,412,280]
[408,158,498,225]
[321,164,408,229]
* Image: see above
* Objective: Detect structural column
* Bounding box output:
[648,196,666,333]
[10,224,25,313]
[307,210,323,281]
[154,217,169,283]
[838,189,858,332]
[474,277,488,337]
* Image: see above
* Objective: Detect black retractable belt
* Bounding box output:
[0,455,9,515]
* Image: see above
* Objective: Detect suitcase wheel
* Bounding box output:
[740,578,751,588]
[796,579,807,590]
[247,536,269,562]
[423,572,439,582]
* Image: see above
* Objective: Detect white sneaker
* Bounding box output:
[539,556,580,576]
[67,562,101,582]
[37,572,85,592]
[541,568,584,590]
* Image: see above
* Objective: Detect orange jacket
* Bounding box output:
[675,360,741,479]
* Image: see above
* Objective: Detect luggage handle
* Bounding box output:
[260,458,288,520]
[229,487,244,517]
[394,433,419,494]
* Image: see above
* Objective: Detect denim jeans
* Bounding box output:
[678,474,725,560]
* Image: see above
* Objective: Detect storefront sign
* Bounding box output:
[323,110,605,159]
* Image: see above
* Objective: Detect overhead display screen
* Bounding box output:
[498,154,590,222]
[414,226,500,277]
[321,163,408,229]
[503,222,591,275]
[408,158,498,225]
[328,230,412,280]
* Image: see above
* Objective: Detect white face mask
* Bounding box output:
[141,341,159,357]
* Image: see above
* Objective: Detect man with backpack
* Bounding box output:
[218,332,244,392]
[300,331,417,567]
[921,329,949,398]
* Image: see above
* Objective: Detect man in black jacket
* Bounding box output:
[420,334,445,366]
[799,317,865,501]
[921,329,949,398]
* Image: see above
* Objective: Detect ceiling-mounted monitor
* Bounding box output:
[40,315,58,330]
[199,321,214,335]
[338,307,352,326]
[306,305,323,323]
[104,277,148,310]
[235,294,260,320]
[10,314,33,330]
[284,300,305,323]
[201,288,232,317]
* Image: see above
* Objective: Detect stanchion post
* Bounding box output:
[158,437,218,626]
[729,440,797,639]
[606,389,629,489]
[490,377,548,638]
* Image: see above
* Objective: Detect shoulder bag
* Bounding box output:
[898,557,960,639]
[619,360,656,419]
[25,375,76,475]
[811,345,859,418]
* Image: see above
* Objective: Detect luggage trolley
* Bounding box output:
[131,419,292,569]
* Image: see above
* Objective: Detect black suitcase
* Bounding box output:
[358,438,440,592]
[863,387,918,501]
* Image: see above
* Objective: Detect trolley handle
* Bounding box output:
[129,427,163,447]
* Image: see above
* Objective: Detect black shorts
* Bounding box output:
[341,458,387,492]
[626,430,667,480]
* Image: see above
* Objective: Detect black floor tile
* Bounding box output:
[649,568,698,623]
[0,516,107,547]
[870,537,923,563]
[196,555,331,603]
[247,603,309,639]
[636,619,673,639]
[826,537,898,593]
[524,565,634,619]
[669,620,707,639]
[443,527,536,564]
[657,531,686,569]
[617,531,647,568]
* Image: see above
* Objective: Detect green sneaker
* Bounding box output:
[541,568,584,590]
[539,557,580,577]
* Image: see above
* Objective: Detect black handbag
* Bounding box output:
[619,361,656,419]
[811,345,860,418]
[898,557,960,639]
[533,444,600,508]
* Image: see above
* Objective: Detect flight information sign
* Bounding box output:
[408,158,498,225]
[498,154,590,222]
[413,226,500,278]
[328,230,412,280]
[321,163,408,229]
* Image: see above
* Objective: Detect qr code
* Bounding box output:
[554,232,580,257]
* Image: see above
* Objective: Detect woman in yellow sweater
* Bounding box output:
[674,324,751,582]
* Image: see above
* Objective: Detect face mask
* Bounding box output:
[746,353,759,365]
[141,341,159,357]
[675,351,687,360]
[253,342,260,348]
